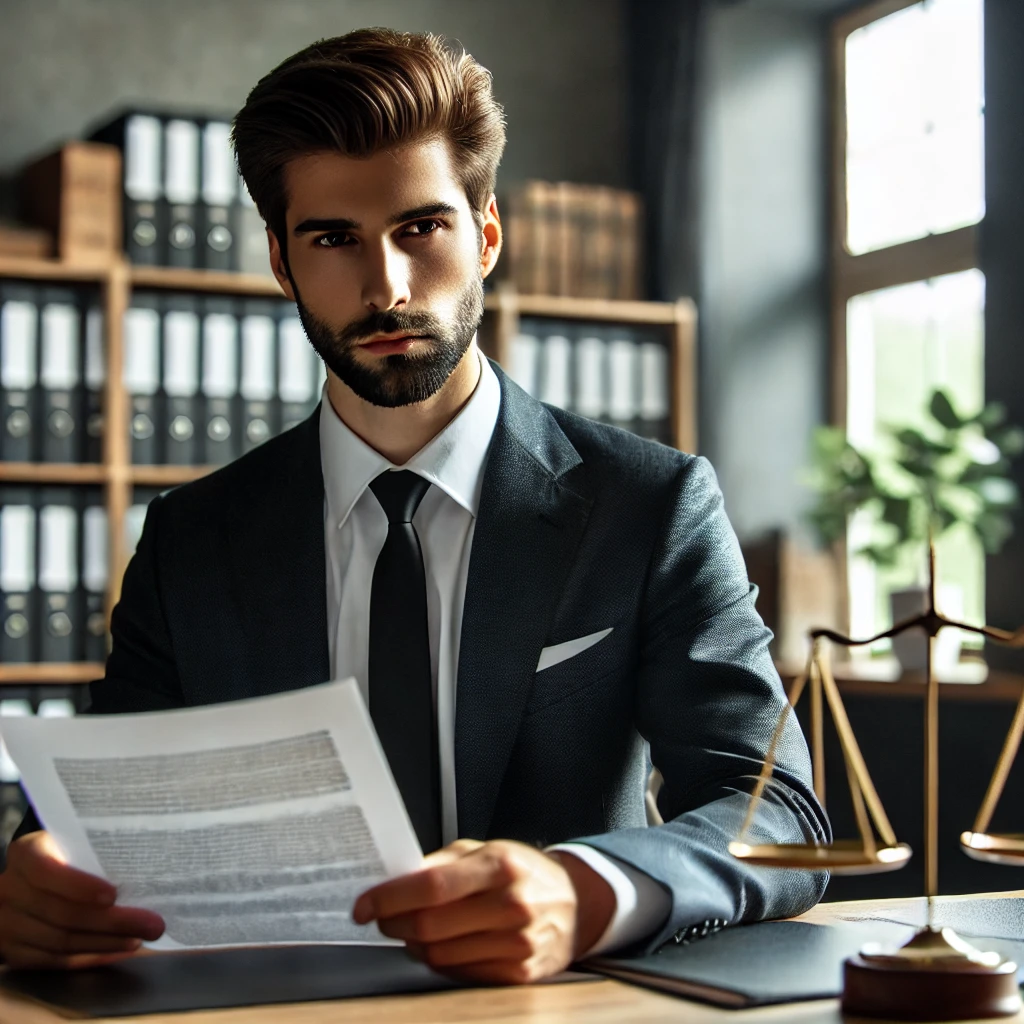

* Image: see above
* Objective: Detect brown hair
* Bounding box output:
[231,28,506,263]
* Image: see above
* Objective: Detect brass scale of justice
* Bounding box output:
[728,543,1024,1020]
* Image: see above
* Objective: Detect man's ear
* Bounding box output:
[480,194,503,281]
[267,229,297,301]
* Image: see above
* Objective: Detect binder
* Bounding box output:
[162,294,201,464]
[574,328,606,422]
[0,493,36,664]
[90,113,164,265]
[123,292,162,464]
[124,488,162,559]
[277,310,318,432]
[83,295,105,463]
[239,299,279,453]
[0,284,39,463]
[639,339,671,443]
[607,331,639,433]
[201,298,241,464]
[236,179,270,276]
[508,326,541,398]
[80,491,108,664]
[200,121,237,271]
[0,700,32,783]
[164,119,201,269]
[39,288,83,463]
[38,697,77,718]
[538,328,572,410]
[37,487,80,663]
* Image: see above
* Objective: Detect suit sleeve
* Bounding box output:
[567,455,831,955]
[11,494,184,842]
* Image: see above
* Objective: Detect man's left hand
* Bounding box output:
[352,839,615,984]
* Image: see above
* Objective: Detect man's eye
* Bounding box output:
[404,219,441,236]
[315,233,352,248]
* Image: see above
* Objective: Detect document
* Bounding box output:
[0,679,423,951]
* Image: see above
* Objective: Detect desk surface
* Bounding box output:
[2,891,1023,1024]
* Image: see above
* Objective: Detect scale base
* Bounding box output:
[841,926,1021,1021]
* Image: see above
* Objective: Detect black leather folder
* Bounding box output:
[1,944,464,1017]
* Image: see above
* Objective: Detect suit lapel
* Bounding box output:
[228,409,331,698]
[456,371,593,839]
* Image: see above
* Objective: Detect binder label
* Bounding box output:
[39,505,78,593]
[608,339,638,422]
[41,304,81,390]
[1,301,38,389]
[575,335,606,419]
[82,506,109,594]
[165,120,200,205]
[125,115,162,203]
[202,122,236,207]
[123,307,161,396]
[164,311,200,397]
[0,506,34,593]
[240,315,275,401]
[278,317,315,403]
[639,343,670,420]
[85,306,106,389]
[203,314,239,399]
[539,333,572,410]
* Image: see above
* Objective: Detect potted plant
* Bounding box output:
[805,389,1024,670]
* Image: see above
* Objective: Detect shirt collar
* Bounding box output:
[319,347,501,529]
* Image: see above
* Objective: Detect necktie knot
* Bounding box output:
[369,470,430,524]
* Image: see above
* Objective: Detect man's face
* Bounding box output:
[269,140,497,408]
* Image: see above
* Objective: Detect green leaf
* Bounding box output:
[976,403,1008,429]
[976,511,1014,553]
[930,390,962,429]
[959,460,1012,485]
[880,497,913,540]
[990,426,1024,457]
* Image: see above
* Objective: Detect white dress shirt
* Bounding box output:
[319,347,670,956]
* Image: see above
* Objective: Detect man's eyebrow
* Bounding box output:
[292,202,459,237]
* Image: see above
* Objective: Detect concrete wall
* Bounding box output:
[0,0,628,201]
[694,1,829,541]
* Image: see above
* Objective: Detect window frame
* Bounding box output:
[829,0,983,633]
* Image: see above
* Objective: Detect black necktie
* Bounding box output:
[367,470,441,853]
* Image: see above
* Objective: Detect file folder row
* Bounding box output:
[125,292,326,465]
[1,282,105,463]
[506,319,674,444]
[89,111,269,274]
[0,487,109,665]
[0,688,83,857]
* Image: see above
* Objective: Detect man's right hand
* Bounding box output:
[0,832,165,968]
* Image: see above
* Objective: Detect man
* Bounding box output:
[0,29,828,983]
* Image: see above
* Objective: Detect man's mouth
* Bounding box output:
[358,333,428,356]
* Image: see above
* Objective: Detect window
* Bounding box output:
[833,0,985,650]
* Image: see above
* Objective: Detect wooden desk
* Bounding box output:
[2,892,1022,1023]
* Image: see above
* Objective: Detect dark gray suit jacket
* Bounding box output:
[18,362,829,954]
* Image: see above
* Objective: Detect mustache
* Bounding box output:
[338,309,443,347]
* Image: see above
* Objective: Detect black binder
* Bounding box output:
[38,287,83,464]
[239,298,279,453]
[163,118,201,269]
[37,487,80,663]
[0,283,39,463]
[200,120,237,271]
[83,294,106,463]
[200,297,241,464]
[161,293,201,465]
[0,489,36,664]
[123,292,163,464]
[90,112,164,266]
[277,305,319,433]
[80,488,109,664]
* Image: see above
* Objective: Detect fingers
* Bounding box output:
[2,885,164,939]
[377,885,532,943]
[7,833,116,906]
[355,842,520,923]
[0,906,143,956]
[0,940,140,971]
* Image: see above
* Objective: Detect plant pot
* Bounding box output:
[890,584,964,674]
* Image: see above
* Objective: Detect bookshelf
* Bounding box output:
[0,255,698,685]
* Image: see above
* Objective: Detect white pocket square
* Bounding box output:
[536,627,614,673]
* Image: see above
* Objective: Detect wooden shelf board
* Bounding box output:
[0,664,102,684]
[0,256,112,283]
[130,465,219,487]
[0,462,106,484]
[484,292,679,324]
[130,265,284,297]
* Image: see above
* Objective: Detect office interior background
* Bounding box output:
[0,0,1022,901]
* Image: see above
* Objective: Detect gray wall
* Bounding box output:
[0,0,627,200]
[694,1,829,541]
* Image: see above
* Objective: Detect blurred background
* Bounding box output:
[0,0,1022,899]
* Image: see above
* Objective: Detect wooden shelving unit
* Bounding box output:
[1,255,698,684]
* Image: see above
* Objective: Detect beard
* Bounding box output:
[290,276,484,408]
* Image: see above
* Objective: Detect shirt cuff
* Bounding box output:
[546,842,672,957]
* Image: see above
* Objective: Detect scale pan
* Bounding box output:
[961,831,1024,865]
[728,840,913,874]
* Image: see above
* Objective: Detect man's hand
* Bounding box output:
[0,832,165,968]
[352,839,616,984]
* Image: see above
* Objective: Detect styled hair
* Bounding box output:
[231,28,506,261]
